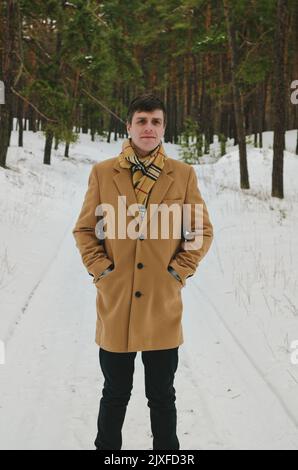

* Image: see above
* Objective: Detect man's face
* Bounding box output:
[127,109,166,157]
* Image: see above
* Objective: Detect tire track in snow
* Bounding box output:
[5,217,76,347]
[190,279,298,431]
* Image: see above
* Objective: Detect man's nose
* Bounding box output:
[144,124,154,133]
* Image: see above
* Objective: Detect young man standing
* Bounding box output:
[73,93,213,450]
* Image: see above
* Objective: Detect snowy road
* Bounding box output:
[1,209,298,450]
[1,133,298,449]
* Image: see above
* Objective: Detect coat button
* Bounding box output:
[137,263,144,269]
[135,291,142,298]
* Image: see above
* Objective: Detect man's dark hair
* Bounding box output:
[126,93,167,126]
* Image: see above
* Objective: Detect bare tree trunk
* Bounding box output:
[223,0,250,189]
[272,0,289,199]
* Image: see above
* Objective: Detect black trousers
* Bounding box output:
[94,347,180,450]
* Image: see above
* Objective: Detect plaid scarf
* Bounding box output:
[118,138,167,208]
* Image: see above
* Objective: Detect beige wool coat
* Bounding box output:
[73,152,213,353]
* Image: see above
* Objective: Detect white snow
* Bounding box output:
[0,127,298,449]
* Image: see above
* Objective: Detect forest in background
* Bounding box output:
[0,0,297,198]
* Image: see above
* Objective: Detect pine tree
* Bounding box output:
[272,0,289,198]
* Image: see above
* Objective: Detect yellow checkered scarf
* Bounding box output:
[118,138,167,207]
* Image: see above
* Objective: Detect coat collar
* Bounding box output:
[113,155,175,233]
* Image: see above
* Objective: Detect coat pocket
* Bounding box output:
[166,266,183,287]
[94,266,115,288]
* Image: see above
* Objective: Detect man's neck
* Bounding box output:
[131,140,160,159]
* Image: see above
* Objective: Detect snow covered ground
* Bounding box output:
[0,127,297,450]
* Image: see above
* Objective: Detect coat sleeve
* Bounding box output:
[168,166,213,287]
[72,164,113,281]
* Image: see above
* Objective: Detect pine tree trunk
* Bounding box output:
[18,96,23,147]
[223,0,249,189]
[258,82,265,148]
[164,85,174,143]
[173,84,178,144]
[44,130,53,165]
[82,105,88,134]
[272,0,289,199]
[192,54,199,125]
[0,0,19,167]
[107,114,113,143]
[114,111,118,141]
[294,6,298,155]
[28,106,36,132]
[64,142,69,158]
[91,116,96,142]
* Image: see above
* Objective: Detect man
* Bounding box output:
[72,93,213,450]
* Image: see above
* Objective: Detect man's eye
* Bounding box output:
[137,120,161,125]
